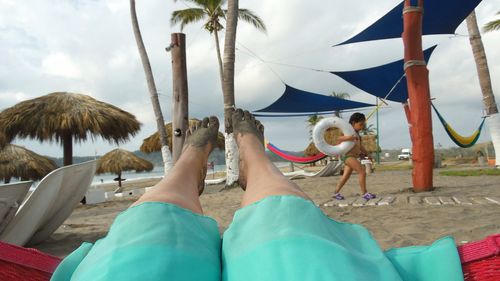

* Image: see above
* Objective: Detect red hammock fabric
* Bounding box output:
[266,142,327,164]
[0,234,498,280]
[0,241,61,281]
[458,234,500,281]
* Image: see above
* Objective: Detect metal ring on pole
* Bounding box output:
[403,6,424,14]
[404,60,426,71]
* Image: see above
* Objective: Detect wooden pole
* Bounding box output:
[376,97,381,164]
[402,0,434,192]
[170,33,189,163]
[62,132,73,166]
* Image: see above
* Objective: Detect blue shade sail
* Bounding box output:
[335,0,482,46]
[331,45,437,103]
[253,84,373,116]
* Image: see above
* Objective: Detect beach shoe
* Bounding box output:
[362,192,376,200]
[333,193,345,200]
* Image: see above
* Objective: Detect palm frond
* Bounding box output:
[204,0,226,13]
[484,18,500,33]
[236,9,267,33]
[330,91,350,100]
[223,9,267,33]
[170,8,206,31]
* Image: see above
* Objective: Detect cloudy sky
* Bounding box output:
[1,0,499,158]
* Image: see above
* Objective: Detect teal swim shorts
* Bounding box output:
[52,196,464,281]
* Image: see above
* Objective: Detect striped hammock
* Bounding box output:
[266,142,327,164]
[431,104,486,148]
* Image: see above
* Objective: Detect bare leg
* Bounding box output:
[344,157,367,194]
[131,117,220,214]
[334,164,353,194]
[231,109,310,207]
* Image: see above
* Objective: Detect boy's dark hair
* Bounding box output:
[349,112,366,124]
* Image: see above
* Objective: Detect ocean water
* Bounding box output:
[93,164,228,185]
[3,162,290,187]
[94,162,290,185]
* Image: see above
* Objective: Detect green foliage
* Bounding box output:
[170,0,266,33]
[306,114,324,140]
[440,169,500,177]
[483,11,500,32]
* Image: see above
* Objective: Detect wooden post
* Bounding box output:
[63,132,73,166]
[170,33,189,163]
[402,0,434,192]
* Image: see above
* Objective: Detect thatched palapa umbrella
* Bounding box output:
[0,92,141,166]
[97,148,153,189]
[0,131,7,149]
[140,119,225,153]
[0,144,57,183]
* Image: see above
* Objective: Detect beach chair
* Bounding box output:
[29,160,97,245]
[287,160,343,180]
[0,161,96,246]
[0,181,32,234]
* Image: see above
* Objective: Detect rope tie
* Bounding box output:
[404,60,426,71]
[403,6,424,14]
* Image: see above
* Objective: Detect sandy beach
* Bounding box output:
[34,166,500,258]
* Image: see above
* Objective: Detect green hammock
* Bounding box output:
[431,104,486,148]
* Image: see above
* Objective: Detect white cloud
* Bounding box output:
[1,0,499,157]
[41,52,81,78]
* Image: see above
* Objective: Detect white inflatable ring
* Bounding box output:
[312,117,355,156]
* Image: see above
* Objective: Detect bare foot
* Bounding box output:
[183,116,219,194]
[232,109,265,189]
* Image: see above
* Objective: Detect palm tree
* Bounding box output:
[466,11,500,162]
[130,0,173,174]
[484,11,500,32]
[170,0,266,84]
[171,0,266,187]
[306,114,324,140]
[330,91,350,117]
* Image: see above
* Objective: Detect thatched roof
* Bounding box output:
[304,129,379,156]
[0,92,141,144]
[140,119,225,153]
[0,131,7,149]
[96,148,153,175]
[0,144,57,181]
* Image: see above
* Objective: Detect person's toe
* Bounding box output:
[256,120,264,134]
[201,117,209,128]
[233,108,244,122]
[243,110,253,121]
[209,116,219,129]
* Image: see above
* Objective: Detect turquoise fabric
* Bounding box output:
[222,195,463,281]
[51,202,221,281]
[52,196,464,281]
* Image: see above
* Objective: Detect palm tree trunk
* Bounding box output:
[222,0,240,187]
[466,11,500,164]
[213,30,225,87]
[130,0,173,174]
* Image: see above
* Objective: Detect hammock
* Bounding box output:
[431,104,486,148]
[266,142,327,164]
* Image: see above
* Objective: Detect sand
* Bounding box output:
[33,167,500,257]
